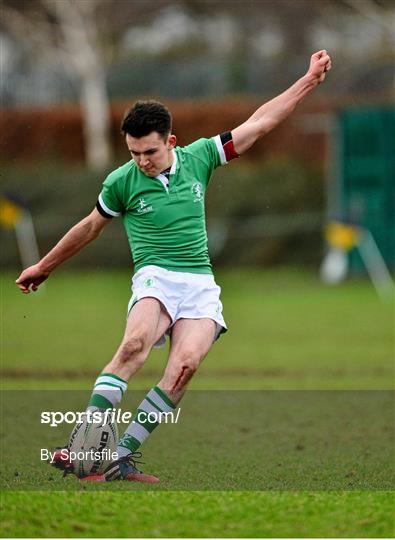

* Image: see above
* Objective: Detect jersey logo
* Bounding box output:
[137,198,153,214]
[191,182,203,203]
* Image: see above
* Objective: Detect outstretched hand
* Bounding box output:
[307,50,332,84]
[15,264,49,294]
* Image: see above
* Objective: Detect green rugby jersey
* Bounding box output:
[96,135,237,274]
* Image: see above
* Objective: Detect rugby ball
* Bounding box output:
[68,412,118,478]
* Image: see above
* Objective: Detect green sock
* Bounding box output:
[87,372,128,411]
[117,386,176,457]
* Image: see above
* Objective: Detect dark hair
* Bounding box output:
[121,100,172,139]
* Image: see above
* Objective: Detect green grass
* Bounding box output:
[2,268,393,388]
[1,268,394,537]
[1,491,394,538]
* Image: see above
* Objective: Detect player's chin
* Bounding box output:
[141,169,156,177]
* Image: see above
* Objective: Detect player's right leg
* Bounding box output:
[101,297,171,381]
[51,298,171,475]
[85,296,171,412]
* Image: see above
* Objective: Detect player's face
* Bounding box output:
[126,131,176,177]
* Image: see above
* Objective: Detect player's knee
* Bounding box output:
[181,358,199,375]
[174,352,202,382]
[118,335,146,364]
[178,348,203,372]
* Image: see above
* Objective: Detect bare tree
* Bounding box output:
[1,0,171,170]
[46,0,111,171]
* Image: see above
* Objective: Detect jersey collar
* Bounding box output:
[156,150,177,178]
[155,150,177,192]
[169,149,177,175]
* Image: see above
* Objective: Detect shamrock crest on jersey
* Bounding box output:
[191,182,203,203]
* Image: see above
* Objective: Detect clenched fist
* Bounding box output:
[307,50,332,84]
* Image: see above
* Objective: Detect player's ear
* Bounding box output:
[167,134,177,149]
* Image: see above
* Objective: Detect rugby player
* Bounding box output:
[16,50,331,482]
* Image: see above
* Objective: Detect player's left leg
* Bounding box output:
[104,318,216,481]
[157,317,217,403]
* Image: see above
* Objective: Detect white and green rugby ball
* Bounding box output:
[68,413,118,478]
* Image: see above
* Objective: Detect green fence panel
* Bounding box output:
[338,106,395,271]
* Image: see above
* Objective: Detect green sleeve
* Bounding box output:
[183,137,222,178]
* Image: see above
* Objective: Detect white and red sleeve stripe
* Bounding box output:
[213,131,239,165]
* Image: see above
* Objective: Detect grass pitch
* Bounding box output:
[1,268,394,537]
[3,268,393,388]
[2,491,394,538]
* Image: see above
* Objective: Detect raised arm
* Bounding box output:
[232,50,332,155]
[15,208,111,293]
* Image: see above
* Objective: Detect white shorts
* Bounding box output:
[127,265,227,348]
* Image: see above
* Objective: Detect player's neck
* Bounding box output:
[161,150,174,174]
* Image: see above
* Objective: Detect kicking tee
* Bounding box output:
[96,133,238,274]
